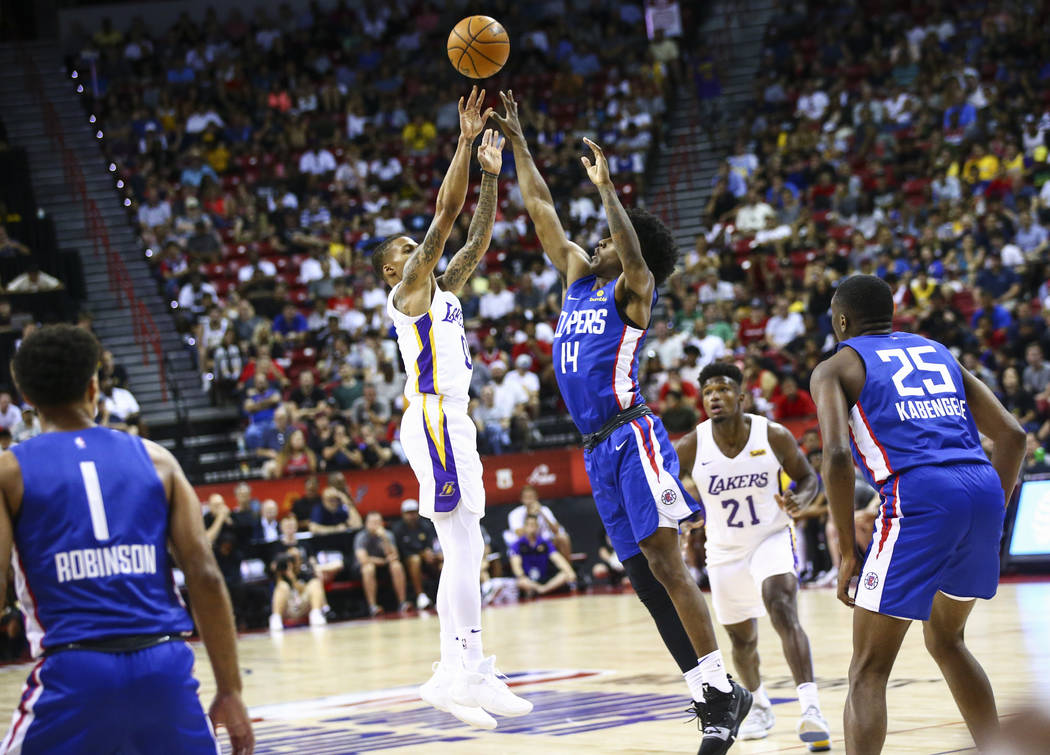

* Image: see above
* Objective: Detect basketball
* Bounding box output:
[447,15,510,79]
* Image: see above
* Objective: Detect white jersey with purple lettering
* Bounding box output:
[690,415,791,566]
[388,283,483,518]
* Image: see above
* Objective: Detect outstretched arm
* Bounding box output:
[439,130,505,295]
[400,87,492,297]
[581,138,654,318]
[492,90,590,284]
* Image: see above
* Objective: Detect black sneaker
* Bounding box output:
[690,680,753,755]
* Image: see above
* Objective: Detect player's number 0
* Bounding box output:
[79,461,111,542]
[876,346,956,398]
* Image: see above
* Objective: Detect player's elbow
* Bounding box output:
[823,446,854,471]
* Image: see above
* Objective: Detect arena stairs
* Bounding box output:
[647,0,777,253]
[0,41,240,483]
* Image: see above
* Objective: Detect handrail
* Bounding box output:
[16,45,168,401]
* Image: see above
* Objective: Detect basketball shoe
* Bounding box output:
[797,705,831,751]
[419,661,497,730]
[450,656,533,717]
[691,680,753,755]
[738,701,776,740]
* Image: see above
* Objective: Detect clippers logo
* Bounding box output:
[660,489,678,506]
[439,481,457,497]
[863,572,879,590]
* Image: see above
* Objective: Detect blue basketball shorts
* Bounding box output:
[2,640,219,754]
[586,413,701,560]
[856,462,1005,621]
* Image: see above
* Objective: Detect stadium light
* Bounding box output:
[116,180,125,188]
[170,301,178,309]
[145,248,154,258]
[96,130,103,138]
[71,70,78,79]
[108,163,116,172]
[76,85,84,93]
[89,115,96,124]
[123,198,131,207]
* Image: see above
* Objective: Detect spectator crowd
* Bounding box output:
[75,0,688,474]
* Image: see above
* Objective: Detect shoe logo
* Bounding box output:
[700,460,714,465]
[703,725,732,740]
[567,295,581,300]
[863,571,879,590]
[615,439,628,451]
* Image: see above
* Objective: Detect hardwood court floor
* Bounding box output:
[0,582,1045,754]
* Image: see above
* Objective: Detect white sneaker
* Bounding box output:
[797,705,831,750]
[268,613,284,633]
[814,568,839,588]
[416,592,432,610]
[451,656,533,717]
[308,608,327,627]
[420,662,496,729]
[739,703,776,740]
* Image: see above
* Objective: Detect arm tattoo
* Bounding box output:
[441,172,498,293]
[400,226,445,290]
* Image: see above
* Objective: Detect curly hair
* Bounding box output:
[627,207,678,286]
[12,324,102,408]
[698,361,743,388]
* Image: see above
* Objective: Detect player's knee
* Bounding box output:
[360,563,376,576]
[923,623,964,659]
[726,627,758,654]
[622,554,669,608]
[766,597,798,631]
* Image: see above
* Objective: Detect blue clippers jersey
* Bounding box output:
[553,275,650,434]
[839,332,987,488]
[11,428,192,657]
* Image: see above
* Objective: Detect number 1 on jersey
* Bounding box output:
[79,461,110,542]
[560,341,579,374]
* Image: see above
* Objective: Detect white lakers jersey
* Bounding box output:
[387,283,472,405]
[690,414,790,566]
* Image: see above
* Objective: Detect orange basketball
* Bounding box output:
[447,15,510,79]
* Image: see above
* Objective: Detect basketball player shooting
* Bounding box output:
[372,87,531,731]
[676,362,830,750]
[810,275,1025,754]
[0,325,253,754]
[493,91,751,755]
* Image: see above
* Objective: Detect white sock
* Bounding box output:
[461,626,484,668]
[698,650,732,694]
[797,682,820,713]
[753,682,772,710]
[684,664,706,702]
[440,631,461,667]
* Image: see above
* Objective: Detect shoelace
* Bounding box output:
[684,702,705,731]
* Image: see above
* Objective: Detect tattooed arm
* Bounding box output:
[397,88,491,309]
[439,130,505,295]
[580,138,653,326]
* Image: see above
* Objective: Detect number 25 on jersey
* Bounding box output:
[877,346,956,397]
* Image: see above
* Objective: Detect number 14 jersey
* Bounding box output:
[553,275,652,434]
[838,332,986,490]
[690,414,789,566]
